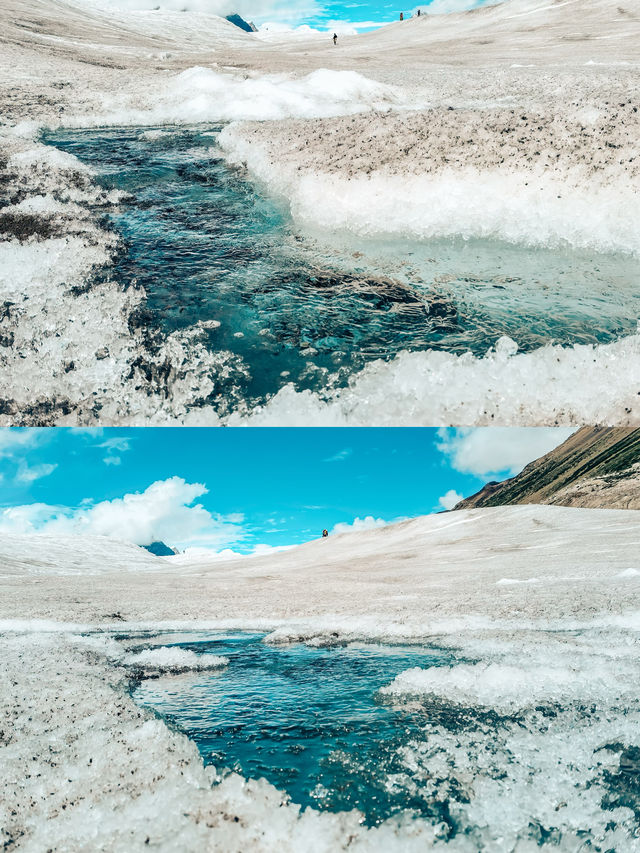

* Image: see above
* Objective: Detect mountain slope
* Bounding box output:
[455,427,640,510]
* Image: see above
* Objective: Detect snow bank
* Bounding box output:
[68,634,229,671]
[220,128,640,257]
[228,333,640,426]
[381,657,634,712]
[90,68,405,126]
[288,169,640,257]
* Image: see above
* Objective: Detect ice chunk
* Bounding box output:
[124,646,229,671]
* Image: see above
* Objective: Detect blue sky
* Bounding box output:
[0,428,572,555]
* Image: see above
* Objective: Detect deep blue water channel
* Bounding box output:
[132,633,450,825]
[43,125,640,407]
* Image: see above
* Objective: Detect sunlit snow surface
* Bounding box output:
[41,125,640,418]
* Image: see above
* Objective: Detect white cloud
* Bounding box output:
[438,489,463,511]
[0,429,47,458]
[15,462,58,483]
[0,503,66,532]
[436,428,576,480]
[98,435,132,466]
[330,515,389,535]
[0,430,57,484]
[98,436,131,452]
[0,477,244,550]
[324,447,353,462]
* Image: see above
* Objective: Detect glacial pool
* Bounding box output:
[132,633,451,826]
[130,631,640,846]
[43,124,640,414]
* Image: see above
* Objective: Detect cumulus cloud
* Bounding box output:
[438,489,463,511]
[436,428,575,480]
[0,503,66,532]
[330,515,389,535]
[0,477,245,550]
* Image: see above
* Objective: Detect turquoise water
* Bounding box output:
[43,125,640,411]
[132,633,452,825]
[131,632,640,844]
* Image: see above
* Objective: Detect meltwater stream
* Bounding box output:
[42,125,640,415]
[132,633,452,826]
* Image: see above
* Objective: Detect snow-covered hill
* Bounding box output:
[1,505,638,629]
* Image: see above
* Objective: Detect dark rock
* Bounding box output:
[0,212,59,241]
[225,13,257,32]
[142,541,177,556]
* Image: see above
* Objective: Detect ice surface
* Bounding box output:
[2,504,639,632]
[381,653,633,711]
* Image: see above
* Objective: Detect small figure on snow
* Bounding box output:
[333,32,338,45]
[417,8,421,14]
[399,11,403,20]
[322,529,329,538]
